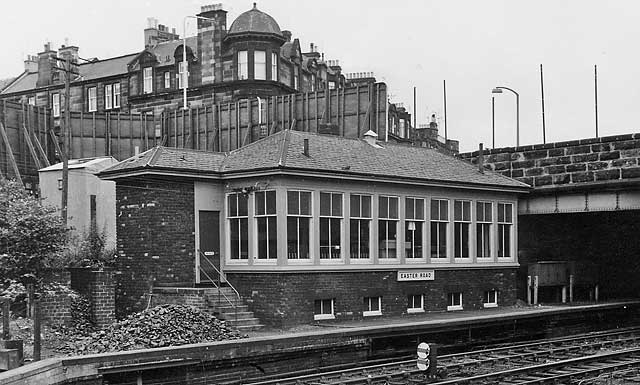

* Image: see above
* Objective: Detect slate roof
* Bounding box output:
[101,130,530,191]
[227,5,282,37]
[1,38,197,95]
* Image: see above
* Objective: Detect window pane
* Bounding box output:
[240,218,248,258]
[372,297,380,311]
[463,201,470,221]
[389,197,398,219]
[314,300,322,315]
[238,194,248,216]
[266,191,276,215]
[258,217,267,258]
[332,193,342,216]
[350,195,360,217]
[379,196,388,219]
[498,203,505,222]
[268,216,277,259]
[415,199,424,220]
[431,200,439,219]
[330,218,341,248]
[454,201,462,221]
[440,201,449,220]
[485,203,492,222]
[230,219,239,259]
[299,217,310,258]
[256,192,265,216]
[406,198,415,220]
[300,192,311,215]
[287,217,297,258]
[287,191,298,215]
[228,194,237,216]
[362,196,371,218]
[505,204,513,223]
[320,218,330,258]
[254,50,266,80]
[320,193,331,216]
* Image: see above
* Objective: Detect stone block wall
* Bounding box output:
[227,268,516,328]
[115,178,195,318]
[460,133,640,189]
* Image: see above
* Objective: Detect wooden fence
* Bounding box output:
[0,83,387,186]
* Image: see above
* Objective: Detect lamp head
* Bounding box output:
[491,88,503,94]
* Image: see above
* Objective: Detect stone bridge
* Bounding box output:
[460,133,640,300]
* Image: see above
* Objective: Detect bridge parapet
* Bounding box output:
[460,133,640,190]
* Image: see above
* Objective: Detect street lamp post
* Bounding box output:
[492,86,520,147]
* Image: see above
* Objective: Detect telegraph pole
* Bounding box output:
[61,57,70,226]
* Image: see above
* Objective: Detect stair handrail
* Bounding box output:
[198,250,240,322]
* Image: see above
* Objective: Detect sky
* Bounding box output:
[2,0,639,152]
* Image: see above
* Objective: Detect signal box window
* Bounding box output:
[313,298,335,320]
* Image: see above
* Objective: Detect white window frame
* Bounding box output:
[28,96,35,106]
[363,296,382,317]
[179,61,188,89]
[328,81,336,90]
[113,83,120,108]
[238,50,248,80]
[287,190,312,262]
[104,84,112,110]
[271,52,278,81]
[255,190,277,261]
[447,292,463,311]
[311,74,316,92]
[405,197,425,261]
[407,294,424,314]
[378,195,399,261]
[497,202,514,260]
[430,198,449,261]
[254,50,266,80]
[313,298,335,320]
[319,192,343,261]
[227,192,249,262]
[164,71,171,89]
[454,200,472,260]
[88,87,97,112]
[52,93,60,117]
[294,70,299,90]
[143,67,153,94]
[349,194,372,262]
[484,290,498,308]
[476,201,493,261]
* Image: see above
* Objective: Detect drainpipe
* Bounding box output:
[257,96,262,125]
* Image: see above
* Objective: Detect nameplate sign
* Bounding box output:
[397,270,435,281]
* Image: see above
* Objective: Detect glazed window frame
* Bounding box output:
[349,194,372,261]
[363,296,382,317]
[430,198,449,261]
[88,86,97,112]
[313,298,335,320]
[447,292,463,311]
[484,290,498,308]
[378,196,399,261]
[476,201,493,260]
[407,294,424,314]
[454,200,472,260]
[405,197,425,260]
[497,202,514,259]
[286,190,312,261]
[52,93,60,117]
[319,192,343,261]
[143,67,153,94]
[255,190,277,261]
[227,193,249,261]
[254,50,266,80]
[238,50,248,80]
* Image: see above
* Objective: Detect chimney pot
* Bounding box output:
[363,130,380,147]
[303,138,309,156]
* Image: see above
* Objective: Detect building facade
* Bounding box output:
[100,130,529,326]
[0,4,353,117]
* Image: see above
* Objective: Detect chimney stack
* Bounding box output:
[282,30,292,42]
[24,55,38,73]
[36,42,57,87]
[198,3,227,85]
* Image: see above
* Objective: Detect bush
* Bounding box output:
[59,227,117,269]
[0,179,69,287]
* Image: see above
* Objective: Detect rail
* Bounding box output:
[198,250,241,322]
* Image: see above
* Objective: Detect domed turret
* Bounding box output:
[226,3,284,42]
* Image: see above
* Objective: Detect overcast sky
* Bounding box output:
[2,1,639,152]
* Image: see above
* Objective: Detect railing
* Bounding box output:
[198,250,241,322]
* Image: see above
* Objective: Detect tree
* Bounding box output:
[0,179,69,282]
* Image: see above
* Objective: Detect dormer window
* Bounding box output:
[254,51,266,80]
[238,51,248,80]
[143,67,153,94]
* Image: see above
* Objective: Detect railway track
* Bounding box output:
[242,327,640,385]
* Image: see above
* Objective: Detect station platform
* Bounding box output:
[2,300,639,385]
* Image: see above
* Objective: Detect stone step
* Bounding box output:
[218,311,255,320]
[235,323,265,332]
[209,304,249,313]
[225,317,262,327]
[0,348,20,371]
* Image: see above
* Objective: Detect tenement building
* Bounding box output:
[100,130,529,327]
[0,3,350,115]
